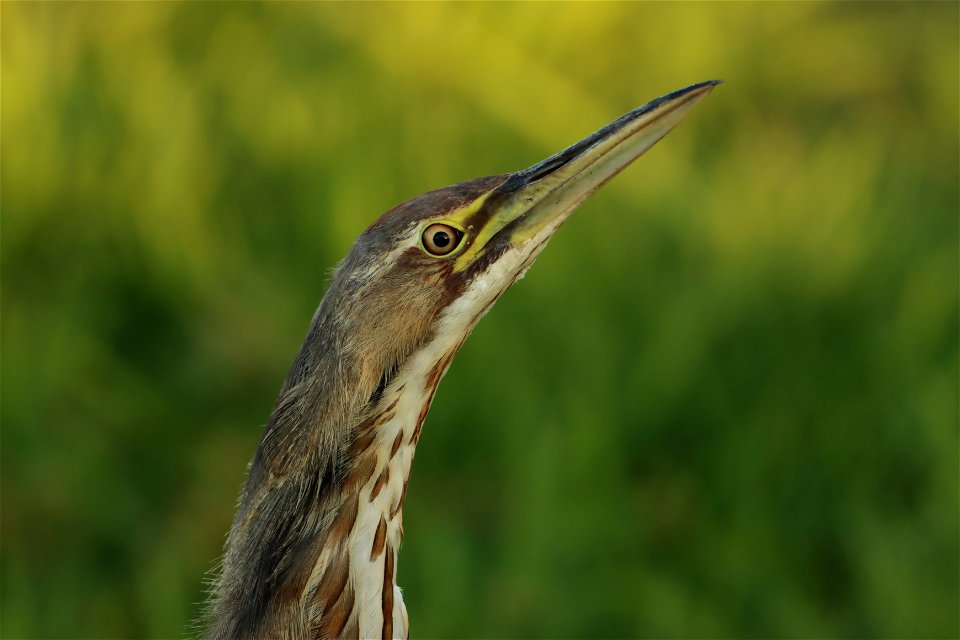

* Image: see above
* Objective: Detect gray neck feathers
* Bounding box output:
[206,227,447,639]
[208,269,406,638]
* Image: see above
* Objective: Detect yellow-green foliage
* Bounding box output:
[2,3,957,638]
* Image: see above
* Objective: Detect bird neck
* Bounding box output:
[208,315,462,640]
[311,345,454,640]
[295,340,459,640]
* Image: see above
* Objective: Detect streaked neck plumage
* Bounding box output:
[207,330,464,640]
[206,227,494,640]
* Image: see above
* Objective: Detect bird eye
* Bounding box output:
[421,223,463,257]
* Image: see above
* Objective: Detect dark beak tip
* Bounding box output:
[670,79,724,101]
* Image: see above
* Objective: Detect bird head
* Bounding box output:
[257,80,721,483]
[306,80,721,408]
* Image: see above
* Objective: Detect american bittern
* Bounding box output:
[206,80,720,639]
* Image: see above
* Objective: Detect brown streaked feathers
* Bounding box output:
[205,177,504,640]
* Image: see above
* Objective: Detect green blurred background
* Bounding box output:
[2,2,957,638]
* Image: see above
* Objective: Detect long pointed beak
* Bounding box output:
[475,80,721,252]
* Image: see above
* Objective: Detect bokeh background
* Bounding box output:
[2,2,957,638]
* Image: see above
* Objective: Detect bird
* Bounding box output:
[205,80,720,640]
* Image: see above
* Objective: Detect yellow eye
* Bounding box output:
[421,223,463,257]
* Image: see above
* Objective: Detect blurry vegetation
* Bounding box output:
[2,2,957,638]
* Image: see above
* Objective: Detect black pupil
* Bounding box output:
[432,231,451,248]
